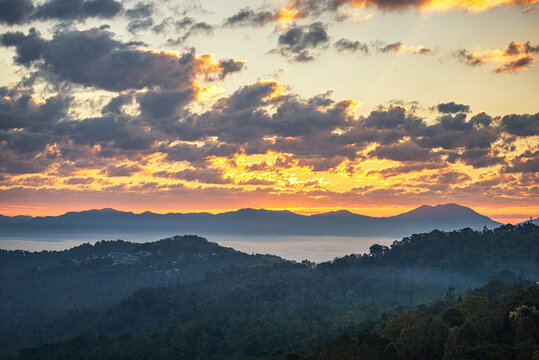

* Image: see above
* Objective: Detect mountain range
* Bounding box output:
[0,203,501,239]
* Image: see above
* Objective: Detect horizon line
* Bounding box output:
[0,203,497,219]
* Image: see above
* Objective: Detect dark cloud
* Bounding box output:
[64,177,94,185]
[1,132,52,154]
[455,148,505,168]
[101,93,134,115]
[456,49,484,66]
[154,168,232,184]
[160,142,239,163]
[415,124,498,151]
[375,162,445,177]
[501,113,539,136]
[0,156,51,174]
[494,55,534,73]
[224,7,276,27]
[440,113,473,131]
[101,164,142,177]
[0,28,244,92]
[370,141,431,162]
[219,58,247,79]
[469,112,492,127]
[0,0,122,25]
[0,87,69,131]
[334,38,368,54]
[271,22,329,62]
[167,81,350,149]
[505,40,539,55]
[138,90,195,118]
[416,47,432,55]
[33,0,122,21]
[504,151,539,173]
[0,28,46,65]
[125,2,154,19]
[376,41,403,53]
[422,171,472,184]
[167,17,214,45]
[297,156,347,171]
[127,18,154,33]
[0,0,34,25]
[151,17,173,33]
[0,130,57,174]
[362,105,419,132]
[437,102,471,114]
[55,115,155,150]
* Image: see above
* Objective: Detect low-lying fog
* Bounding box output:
[0,233,397,263]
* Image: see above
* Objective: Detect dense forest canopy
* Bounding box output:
[0,223,537,359]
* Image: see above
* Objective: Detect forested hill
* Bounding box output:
[0,235,282,327]
[302,280,539,360]
[1,224,538,359]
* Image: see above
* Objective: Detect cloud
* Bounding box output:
[0,0,122,25]
[127,18,154,33]
[334,38,368,54]
[437,102,471,114]
[440,113,473,130]
[55,114,156,150]
[220,0,537,30]
[138,90,196,119]
[125,3,155,34]
[0,0,34,25]
[457,41,538,73]
[370,141,432,162]
[224,7,277,27]
[101,164,142,177]
[455,148,505,168]
[504,151,539,173]
[167,17,215,45]
[494,55,534,73]
[501,113,539,136]
[374,40,432,55]
[271,22,330,62]
[154,168,233,184]
[125,2,154,19]
[0,28,245,93]
[0,28,46,65]
[377,41,403,53]
[64,177,94,185]
[0,75,535,212]
[101,93,135,115]
[278,0,537,17]
[0,87,70,131]
[33,0,122,21]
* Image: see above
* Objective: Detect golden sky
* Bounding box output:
[0,0,537,223]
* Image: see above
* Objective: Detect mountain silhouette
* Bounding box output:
[0,204,501,239]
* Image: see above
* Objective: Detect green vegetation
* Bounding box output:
[0,235,281,327]
[303,281,538,360]
[0,224,537,359]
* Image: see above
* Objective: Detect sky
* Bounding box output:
[0,0,537,224]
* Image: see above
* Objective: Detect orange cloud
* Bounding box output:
[281,0,537,16]
[422,0,538,12]
[458,41,538,73]
[276,6,300,25]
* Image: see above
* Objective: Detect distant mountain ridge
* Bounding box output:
[0,204,501,239]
